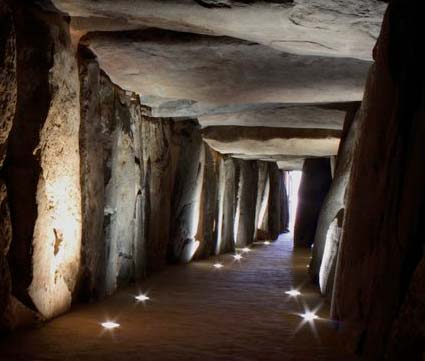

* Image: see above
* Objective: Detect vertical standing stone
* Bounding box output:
[0,0,16,329]
[332,3,425,359]
[78,47,105,300]
[255,161,270,240]
[141,115,174,273]
[294,158,332,248]
[387,259,425,361]
[170,121,204,263]
[79,54,147,297]
[280,172,290,233]
[0,0,15,167]
[310,104,360,293]
[4,5,48,311]
[103,87,141,293]
[267,163,283,241]
[234,160,258,247]
[196,144,220,259]
[2,5,83,321]
[3,6,83,319]
[216,157,237,254]
[129,97,144,281]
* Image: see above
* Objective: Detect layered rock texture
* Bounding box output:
[42,0,386,166]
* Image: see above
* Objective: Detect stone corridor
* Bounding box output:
[0,234,355,361]
[2,1,425,359]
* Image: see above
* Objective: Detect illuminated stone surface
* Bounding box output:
[27,15,82,319]
[215,157,237,254]
[234,160,258,248]
[170,121,205,263]
[310,104,361,294]
[3,6,82,320]
[254,162,271,240]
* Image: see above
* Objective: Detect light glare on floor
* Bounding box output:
[285,289,301,297]
[101,321,120,329]
[241,247,251,253]
[233,254,243,261]
[301,311,318,322]
[264,241,270,245]
[213,263,224,269]
[135,294,150,302]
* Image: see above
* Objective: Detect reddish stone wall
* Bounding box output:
[332,2,425,359]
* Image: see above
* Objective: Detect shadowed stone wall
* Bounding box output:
[0,0,17,331]
[294,158,332,248]
[268,163,284,241]
[332,2,425,359]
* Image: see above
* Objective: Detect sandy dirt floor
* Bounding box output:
[0,234,358,361]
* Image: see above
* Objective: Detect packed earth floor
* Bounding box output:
[0,234,357,361]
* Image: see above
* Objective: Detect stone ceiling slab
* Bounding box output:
[198,104,348,129]
[49,0,386,60]
[231,154,305,170]
[85,30,370,118]
[276,159,304,170]
[202,127,340,157]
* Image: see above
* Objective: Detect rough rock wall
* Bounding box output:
[252,162,289,242]
[387,259,425,361]
[332,3,425,359]
[309,104,361,294]
[216,157,238,254]
[103,86,143,293]
[25,8,82,320]
[280,172,289,233]
[141,114,175,273]
[267,163,283,241]
[78,48,105,300]
[0,1,297,333]
[234,159,258,247]
[195,144,220,259]
[169,121,204,263]
[0,0,15,167]
[294,158,332,248]
[79,50,145,297]
[255,162,270,240]
[0,0,16,330]
[4,5,82,320]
